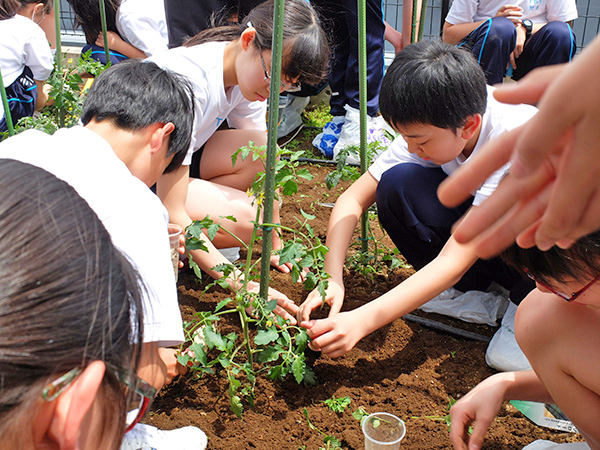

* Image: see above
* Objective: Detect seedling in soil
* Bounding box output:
[323,395,352,413]
[352,406,370,425]
[303,408,342,449]
[412,396,472,434]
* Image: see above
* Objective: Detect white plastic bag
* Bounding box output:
[485,301,532,372]
[418,283,510,326]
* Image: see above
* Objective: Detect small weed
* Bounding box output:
[323,395,351,413]
[302,101,333,128]
[412,397,471,434]
[450,351,456,358]
[352,406,369,425]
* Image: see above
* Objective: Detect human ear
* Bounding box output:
[460,114,482,140]
[150,122,175,154]
[240,27,256,51]
[46,361,106,450]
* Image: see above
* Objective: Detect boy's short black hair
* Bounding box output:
[81,61,194,173]
[380,39,487,131]
[501,230,600,287]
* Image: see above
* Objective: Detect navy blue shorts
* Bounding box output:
[1,66,38,132]
[82,44,129,66]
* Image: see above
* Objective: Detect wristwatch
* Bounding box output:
[522,19,533,41]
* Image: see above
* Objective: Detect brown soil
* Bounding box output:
[146,164,584,449]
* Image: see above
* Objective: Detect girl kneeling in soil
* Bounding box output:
[0,0,53,132]
[150,0,330,323]
[0,159,147,448]
[450,233,600,450]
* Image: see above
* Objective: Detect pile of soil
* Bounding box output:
[146,165,584,449]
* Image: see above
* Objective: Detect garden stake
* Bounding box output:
[418,0,429,41]
[0,69,15,136]
[358,0,369,253]
[411,0,419,42]
[54,0,65,127]
[98,0,111,66]
[258,0,285,299]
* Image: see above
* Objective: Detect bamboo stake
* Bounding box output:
[259,0,285,299]
[418,0,428,41]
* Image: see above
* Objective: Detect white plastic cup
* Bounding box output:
[362,412,406,450]
[168,224,183,282]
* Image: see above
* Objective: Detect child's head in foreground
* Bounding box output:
[81,60,194,175]
[502,230,600,308]
[379,40,488,165]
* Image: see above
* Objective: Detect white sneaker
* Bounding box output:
[219,247,240,263]
[121,423,207,450]
[277,95,309,137]
[332,105,391,165]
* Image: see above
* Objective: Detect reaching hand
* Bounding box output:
[297,279,345,323]
[246,280,299,325]
[438,36,600,256]
[95,30,121,49]
[300,310,366,358]
[270,253,308,282]
[449,374,508,450]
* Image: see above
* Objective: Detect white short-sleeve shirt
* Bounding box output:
[369,85,538,206]
[116,0,169,57]
[0,14,53,86]
[445,0,578,25]
[149,42,267,165]
[0,127,184,346]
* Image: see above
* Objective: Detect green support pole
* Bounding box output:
[54,0,65,127]
[259,0,285,299]
[418,0,428,41]
[99,0,111,66]
[0,70,15,136]
[411,0,419,42]
[358,0,369,253]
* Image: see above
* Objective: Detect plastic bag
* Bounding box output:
[485,301,532,372]
[418,283,510,326]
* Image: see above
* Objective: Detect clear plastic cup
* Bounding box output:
[168,224,183,282]
[362,412,406,450]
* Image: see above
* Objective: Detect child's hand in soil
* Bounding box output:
[300,309,366,358]
[270,253,309,282]
[297,279,345,323]
[246,280,299,325]
[449,373,509,450]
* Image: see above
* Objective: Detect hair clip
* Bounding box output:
[247,21,253,28]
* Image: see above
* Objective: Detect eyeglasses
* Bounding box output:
[42,364,157,433]
[523,268,600,302]
[256,44,301,93]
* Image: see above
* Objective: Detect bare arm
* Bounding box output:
[297,172,377,322]
[157,165,298,322]
[95,31,147,59]
[302,209,481,358]
[450,371,551,450]
[443,4,523,44]
[34,80,48,110]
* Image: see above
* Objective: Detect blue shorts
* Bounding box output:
[1,66,38,132]
[82,44,128,66]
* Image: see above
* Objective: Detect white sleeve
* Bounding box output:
[445,0,480,25]
[368,137,438,181]
[227,96,268,131]
[545,0,578,23]
[23,31,53,81]
[116,2,169,57]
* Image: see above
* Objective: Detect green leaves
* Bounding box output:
[323,395,352,413]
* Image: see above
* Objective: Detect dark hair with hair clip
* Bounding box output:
[380,39,488,131]
[81,60,195,173]
[0,159,144,447]
[501,230,600,287]
[183,0,329,87]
